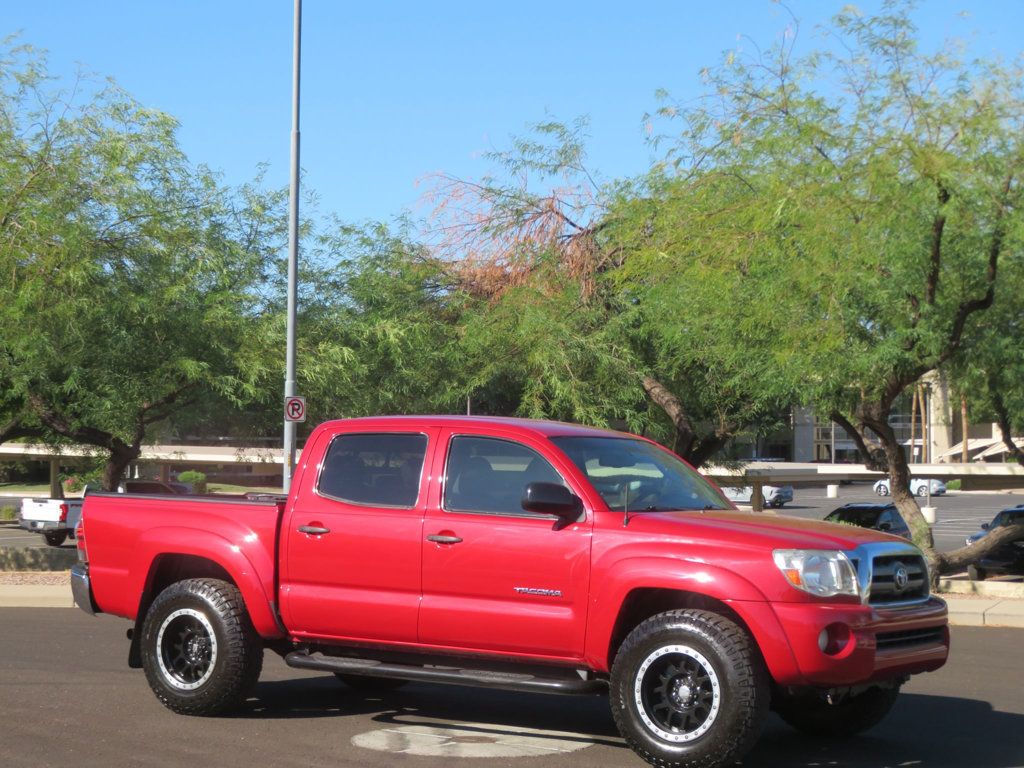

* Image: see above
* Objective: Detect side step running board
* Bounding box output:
[284,652,607,696]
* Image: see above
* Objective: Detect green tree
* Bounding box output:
[950,262,1024,466]
[635,4,1024,574]
[0,46,278,489]
[290,221,468,422]
[425,120,790,462]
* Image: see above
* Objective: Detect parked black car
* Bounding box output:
[964,505,1024,581]
[824,503,912,539]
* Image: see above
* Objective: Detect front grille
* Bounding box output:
[876,627,944,650]
[869,554,929,604]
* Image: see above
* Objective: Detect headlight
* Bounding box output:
[773,549,860,598]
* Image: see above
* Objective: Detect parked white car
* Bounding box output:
[873,478,946,497]
[722,484,794,508]
[18,497,84,547]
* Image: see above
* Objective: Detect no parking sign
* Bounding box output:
[284,396,306,422]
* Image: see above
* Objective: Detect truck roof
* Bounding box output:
[316,415,629,440]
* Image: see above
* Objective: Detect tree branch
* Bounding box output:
[830,411,886,471]
[937,171,1014,367]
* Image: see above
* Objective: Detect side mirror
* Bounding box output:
[981,523,990,530]
[522,482,583,529]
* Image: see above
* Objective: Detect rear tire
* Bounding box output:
[916,485,928,498]
[141,578,263,715]
[875,484,889,497]
[43,531,67,547]
[609,609,768,768]
[967,564,987,581]
[775,684,900,738]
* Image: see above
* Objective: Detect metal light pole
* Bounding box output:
[282,0,301,492]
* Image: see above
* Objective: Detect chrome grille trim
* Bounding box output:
[845,541,932,607]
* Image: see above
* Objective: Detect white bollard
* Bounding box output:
[921,506,937,524]
[826,484,839,499]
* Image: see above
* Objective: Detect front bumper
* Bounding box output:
[70,564,99,616]
[769,597,949,687]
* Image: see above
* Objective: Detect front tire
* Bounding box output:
[43,531,67,547]
[610,609,768,768]
[875,484,889,497]
[967,564,987,581]
[775,684,900,738]
[141,578,263,715]
[916,485,928,498]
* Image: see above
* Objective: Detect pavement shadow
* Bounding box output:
[237,674,623,747]
[750,693,1024,768]
[238,681,1023,767]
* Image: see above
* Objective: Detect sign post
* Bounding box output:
[282,0,302,492]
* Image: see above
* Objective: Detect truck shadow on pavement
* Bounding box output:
[239,678,1023,767]
[240,675,625,748]
[750,692,1024,768]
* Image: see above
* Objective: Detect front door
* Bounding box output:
[419,430,593,659]
[280,428,437,643]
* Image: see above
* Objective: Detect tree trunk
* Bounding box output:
[910,386,919,464]
[861,410,935,552]
[960,393,969,463]
[934,524,1022,576]
[991,389,1024,466]
[101,445,141,492]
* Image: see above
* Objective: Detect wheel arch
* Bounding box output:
[127,550,280,669]
[584,558,801,684]
[606,589,763,670]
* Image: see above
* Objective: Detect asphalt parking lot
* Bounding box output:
[0,609,1022,768]
[770,486,1024,553]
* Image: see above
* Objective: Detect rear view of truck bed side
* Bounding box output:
[77,493,286,640]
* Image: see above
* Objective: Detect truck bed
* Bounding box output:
[81,492,285,635]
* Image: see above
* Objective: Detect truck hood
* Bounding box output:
[627,509,904,551]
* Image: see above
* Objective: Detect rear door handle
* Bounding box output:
[426,534,463,544]
[298,525,331,535]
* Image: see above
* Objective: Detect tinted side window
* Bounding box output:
[318,433,428,508]
[444,436,563,516]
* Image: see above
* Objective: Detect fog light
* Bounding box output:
[817,623,852,656]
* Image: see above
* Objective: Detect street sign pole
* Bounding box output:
[282,0,302,492]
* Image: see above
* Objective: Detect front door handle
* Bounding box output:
[298,525,331,535]
[426,534,463,544]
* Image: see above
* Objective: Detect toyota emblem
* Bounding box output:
[893,562,910,593]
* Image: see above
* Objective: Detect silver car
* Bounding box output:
[722,484,794,508]
[873,478,946,497]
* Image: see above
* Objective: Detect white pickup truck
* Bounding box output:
[19,497,84,547]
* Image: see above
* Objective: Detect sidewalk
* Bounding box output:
[1,575,1022,627]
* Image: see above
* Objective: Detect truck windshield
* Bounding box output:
[550,436,730,512]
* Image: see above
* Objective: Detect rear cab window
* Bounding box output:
[318,432,428,508]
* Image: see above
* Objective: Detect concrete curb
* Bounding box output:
[939,578,1024,599]
[0,587,1022,629]
[0,584,73,608]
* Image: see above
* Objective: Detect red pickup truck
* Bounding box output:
[72,416,948,768]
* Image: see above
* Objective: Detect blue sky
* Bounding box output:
[5,1,1022,227]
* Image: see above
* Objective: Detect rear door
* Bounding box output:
[419,429,593,659]
[280,427,438,643]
